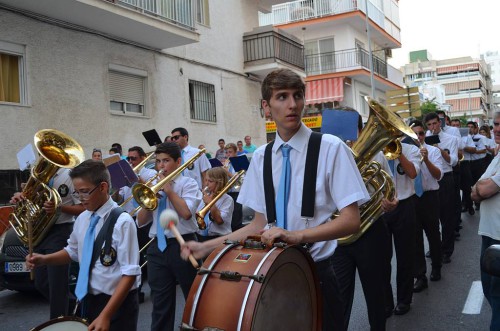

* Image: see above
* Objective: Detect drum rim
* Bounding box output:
[31,316,88,331]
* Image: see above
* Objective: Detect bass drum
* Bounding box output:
[182,239,321,331]
[31,316,88,331]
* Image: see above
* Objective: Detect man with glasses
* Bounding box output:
[10,168,85,319]
[171,127,211,189]
[410,120,445,293]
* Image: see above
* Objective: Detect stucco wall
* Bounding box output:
[0,3,266,169]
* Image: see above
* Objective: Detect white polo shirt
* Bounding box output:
[237,123,369,262]
[65,197,141,295]
[52,168,81,224]
[388,143,421,200]
[197,193,234,237]
[462,135,477,161]
[426,130,459,171]
[182,145,212,189]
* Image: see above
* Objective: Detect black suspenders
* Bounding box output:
[263,132,323,224]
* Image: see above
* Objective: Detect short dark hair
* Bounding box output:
[435,110,445,117]
[109,147,120,154]
[451,119,460,124]
[467,121,477,128]
[261,69,305,103]
[218,138,225,143]
[424,112,439,123]
[70,160,110,185]
[111,143,122,153]
[155,142,181,161]
[409,119,424,129]
[128,146,146,157]
[171,127,189,137]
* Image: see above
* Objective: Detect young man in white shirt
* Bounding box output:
[181,69,369,330]
[410,120,446,292]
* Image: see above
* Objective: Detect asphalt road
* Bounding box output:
[0,210,492,330]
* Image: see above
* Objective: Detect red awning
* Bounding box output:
[306,78,344,105]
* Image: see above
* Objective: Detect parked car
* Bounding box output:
[0,228,78,296]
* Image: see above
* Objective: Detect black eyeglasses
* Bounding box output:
[72,184,100,200]
[171,135,182,141]
[126,156,138,161]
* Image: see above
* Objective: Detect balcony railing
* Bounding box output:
[116,0,195,30]
[243,30,305,70]
[305,48,387,77]
[259,0,400,42]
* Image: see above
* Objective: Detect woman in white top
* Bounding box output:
[197,167,234,241]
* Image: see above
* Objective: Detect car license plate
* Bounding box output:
[5,262,29,273]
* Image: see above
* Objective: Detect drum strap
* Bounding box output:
[264,132,322,224]
[90,207,125,272]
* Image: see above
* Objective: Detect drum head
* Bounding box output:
[32,316,88,331]
[251,247,319,330]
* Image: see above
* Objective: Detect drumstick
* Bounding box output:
[159,209,199,269]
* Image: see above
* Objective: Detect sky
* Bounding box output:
[388,0,500,68]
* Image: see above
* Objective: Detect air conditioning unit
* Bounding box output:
[384,49,393,58]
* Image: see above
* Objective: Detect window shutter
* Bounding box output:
[109,71,144,105]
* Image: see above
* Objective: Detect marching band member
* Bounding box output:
[136,142,201,331]
[224,143,244,231]
[26,160,141,331]
[197,167,234,242]
[181,69,369,331]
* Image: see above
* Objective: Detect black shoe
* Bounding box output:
[442,254,451,264]
[413,278,428,293]
[475,205,480,211]
[468,207,475,215]
[425,250,431,258]
[430,268,441,281]
[385,306,394,318]
[394,303,411,315]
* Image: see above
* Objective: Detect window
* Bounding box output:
[189,80,216,122]
[359,93,368,116]
[305,38,335,75]
[196,0,210,26]
[108,64,147,116]
[0,40,27,104]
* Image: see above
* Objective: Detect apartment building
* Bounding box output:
[402,50,492,123]
[257,0,404,139]
[0,0,296,201]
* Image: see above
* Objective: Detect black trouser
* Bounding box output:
[460,161,473,210]
[332,219,390,331]
[136,221,152,294]
[414,190,442,279]
[438,172,456,256]
[471,158,487,184]
[452,165,462,229]
[84,289,139,331]
[384,196,416,307]
[34,222,73,319]
[147,234,198,331]
[315,255,344,331]
[228,192,243,231]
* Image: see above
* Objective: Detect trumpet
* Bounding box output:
[131,149,206,214]
[196,170,245,230]
[120,170,163,210]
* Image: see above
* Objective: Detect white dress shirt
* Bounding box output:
[462,135,477,161]
[197,193,234,236]
[52,168,81,224]
[143,176,202,238]
[119,167,157,213]
[426,130,459,171]
[471,134,487,160]
[64,197,141,296]
[478,154,500,240]
[238,123,370,262]
[182,145,212,189]
[421,143,445,191]
[388,143,421,200]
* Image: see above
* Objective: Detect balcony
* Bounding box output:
[306,48,386,77]
[243,26,305,78]
[0,0,199,50]
[259,0,400,48]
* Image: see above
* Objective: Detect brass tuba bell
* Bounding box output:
[336,97,417,245]
[9,129,85,247]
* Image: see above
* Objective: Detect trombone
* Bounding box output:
[119,170,163,210]
[196,170,245,230]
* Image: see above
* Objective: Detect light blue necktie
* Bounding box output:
[414,172,424,197]
[75,213,100,301]
[388,159,395,176]
[201,213,210,236]
[181,150,186,176]
[48,177,55,188]
[156,195,167,252]
[276,144,291,229]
